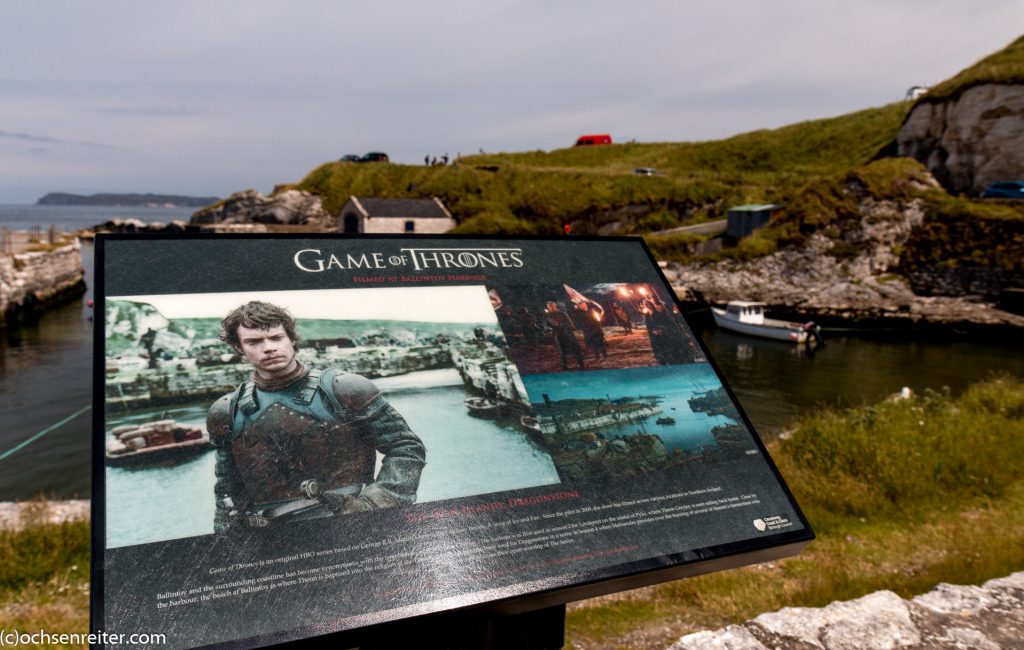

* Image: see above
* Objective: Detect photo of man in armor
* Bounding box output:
[206,301,426,532]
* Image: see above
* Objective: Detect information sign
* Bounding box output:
[92,234,812,649]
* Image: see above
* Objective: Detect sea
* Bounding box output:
[0,204,197,232]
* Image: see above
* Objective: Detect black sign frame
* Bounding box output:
[91,233,813,649]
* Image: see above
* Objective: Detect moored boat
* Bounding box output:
[656,416,676,425]
[465,397,503,418]
[711,301,820,344]
[106,419,213,465]
[519,414,543,433]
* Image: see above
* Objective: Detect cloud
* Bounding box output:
[0,129,112,149]
[95,106,200,117]
[0,129,61,143]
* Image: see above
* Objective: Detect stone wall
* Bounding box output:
[364,216,456,234]
[0,240,85,324]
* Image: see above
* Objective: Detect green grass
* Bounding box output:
[900,194,1024,273]
[5,380,1023,650]
[0,502,90,649]
[921,35,1024,103]
[567,377,1024,649]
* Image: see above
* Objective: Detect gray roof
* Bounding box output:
[728,204,780,213]
[347,197,452,219]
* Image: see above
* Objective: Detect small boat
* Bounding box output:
[465,397,503,419]
[712,301,821,344]
[106,419,213,465]
[656,417,676,425]
[520,414,543,433]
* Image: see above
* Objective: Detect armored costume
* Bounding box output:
[207,363,425,531]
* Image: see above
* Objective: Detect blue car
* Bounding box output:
[981,181,1024,198]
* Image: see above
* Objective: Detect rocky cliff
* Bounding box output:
[667,194,1024,329]
[190,189,330,227]
[897,83,1024,195]
[0,241,85,325]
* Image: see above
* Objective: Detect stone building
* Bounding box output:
[337,197,455,234]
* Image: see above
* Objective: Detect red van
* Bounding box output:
[575,134,612,146]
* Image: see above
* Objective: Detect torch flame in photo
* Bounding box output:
[562,284,604,321]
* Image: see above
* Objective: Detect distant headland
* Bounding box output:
[36,192,220,208]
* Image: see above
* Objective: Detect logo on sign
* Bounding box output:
[753,518,767,531]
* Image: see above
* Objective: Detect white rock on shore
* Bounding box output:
[669,572,1024,650]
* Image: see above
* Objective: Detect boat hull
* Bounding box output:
[106,439,213,466]
[712,308,809,343]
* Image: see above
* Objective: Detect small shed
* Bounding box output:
[338,197,455,234]
[726,204,782,239]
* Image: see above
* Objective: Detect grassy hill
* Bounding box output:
[295,102,909,238]
[920,34,1024,103]
[289,35,1024,274]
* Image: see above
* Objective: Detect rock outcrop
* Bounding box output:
[670,572,1024,650]
[667,197,1024,328]
[190,189,330,227]
[897,84,1024,195]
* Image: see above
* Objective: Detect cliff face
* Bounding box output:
[667,197,1024,328]
[0,241,85,324]
[897,84,1024,195]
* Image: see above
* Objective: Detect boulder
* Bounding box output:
[190,189,330,227]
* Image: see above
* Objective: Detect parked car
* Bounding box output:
[339,154,361,162]
[981,181,1024,198]
[634,167,658,176]
[360,152,390,163]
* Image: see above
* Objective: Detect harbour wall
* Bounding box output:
[0,240,85,326]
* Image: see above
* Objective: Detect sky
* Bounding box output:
[1,1,1022,204]
[116,285,499,322]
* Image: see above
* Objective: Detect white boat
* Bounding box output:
[711,301,819,344]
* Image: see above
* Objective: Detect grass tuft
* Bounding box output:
[567,377,1024,649]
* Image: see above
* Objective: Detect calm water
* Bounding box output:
[1,239,1022,501]
[0,240,94,500]
[700,329,1024,435]
[0,204,196,232]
